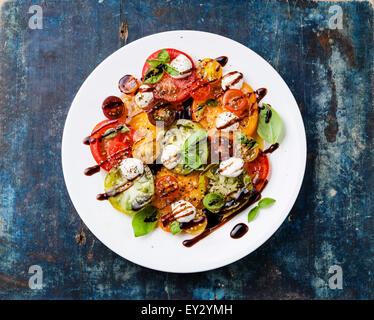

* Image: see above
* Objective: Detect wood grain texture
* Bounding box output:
[0,0,373,299]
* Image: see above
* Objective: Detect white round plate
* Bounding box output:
[62,30,306,273]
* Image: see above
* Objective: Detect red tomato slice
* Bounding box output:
[223,89,248,116]
[155,175,179,200]
[244,151,269,191]
[142,48,195,77]
[89,120,133,171]
[142,48,196,103]
[189,79,211,100]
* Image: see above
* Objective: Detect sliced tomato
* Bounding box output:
[142,48,195,78]
[90,120,133,171]
[189,79,211,100]
[244,151,269,191]
[223,89,248,116]
[155,175,179,200]
[142,48,196,103]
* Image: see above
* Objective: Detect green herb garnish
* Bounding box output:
[248,198,276,222]
[143,49,179,84]
[132,205,159,237]
[237,133,258,150]
[170,221,182,235]
[181,129,208,170]
[257,104,283,144]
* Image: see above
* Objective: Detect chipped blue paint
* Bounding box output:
[0,0,373,299]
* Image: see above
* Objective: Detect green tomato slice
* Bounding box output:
[104,165,154,215]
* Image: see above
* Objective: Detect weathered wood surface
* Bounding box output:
[0,0,373,299]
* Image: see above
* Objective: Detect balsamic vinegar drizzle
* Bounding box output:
[230,223,249,239]
[84,164,100,176]
[215,56,228,67]
[264,143,279,154]
[183,190,261,247]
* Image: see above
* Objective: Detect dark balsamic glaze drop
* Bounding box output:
[83,136,91,145]
[230,223,248,239]
[84,165,100,176]
[263,143,279,154]
[255,88,267,102]
[215,56,228,67]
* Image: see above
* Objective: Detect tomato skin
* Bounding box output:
[155,175,179,200]
[189,79,211,101]
[244,151,269,191]
[90,120,133,171]
[223,89,248,116]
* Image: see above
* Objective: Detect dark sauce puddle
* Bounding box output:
[230,223,248,239]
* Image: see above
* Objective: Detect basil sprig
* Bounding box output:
[132,205,159,237]
[143,49,180,84]
[181,129,208,170]
[196,99,220,117]
[170,221,182,235]
[248,198,276,222]
[257,103,283,144]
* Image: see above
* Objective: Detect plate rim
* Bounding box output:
[61,30,307,273]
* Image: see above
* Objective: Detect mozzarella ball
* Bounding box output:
[169,54,193,79]
[219,157,244,178]
[221,72,243,91]
[171,200,196,223]
[135,90,154,109]
[216,112,239,130]
[120,158,144,180]
[161,144,180,170]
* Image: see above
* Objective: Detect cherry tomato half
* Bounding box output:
[90,120,133,171]
[155,175,179,200]
[102,96,125,120]
[147,106,176,127]
[118,75,139,94]
[222,89,248,116]
[244,151,269,191]
[189,79,211,101]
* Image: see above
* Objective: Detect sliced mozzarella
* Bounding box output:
[216,112,239,130]
[169,54,193,79]
[161,144,180,170]
[119,158,144,180]
[219,157,244,178]
[221,71,243,90]
[171,200,196,223]
[135,90,154,109]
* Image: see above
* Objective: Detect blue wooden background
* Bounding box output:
[0,0,373,299]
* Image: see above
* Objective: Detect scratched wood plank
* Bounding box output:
[0,0,373,299]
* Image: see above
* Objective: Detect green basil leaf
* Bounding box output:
[203,193,225,212]
[248,206,259,222]
[132,206,158,237]
[147,59,163,68]
[182,129,208,170]
[143,68,164,84]
[197,103,206,117]
[257,104,283,144]
[170,221,181,235]
[258,198,276,209]
[164,64,180,76]
[157,49,170,63]
[205,99,220,107]
[117,124,130,134]
[103,128,117,140]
